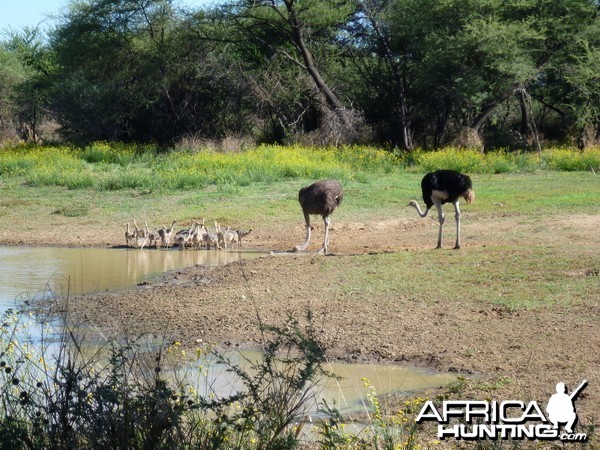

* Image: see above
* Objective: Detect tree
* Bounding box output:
[222,0,360,139]
[0,47,26,141]
[3,0,595,148]
[51,0,239,143]
[341,0,417,149]
[346,0,599,149]
[530,1,600,147]
[1,27,52,144]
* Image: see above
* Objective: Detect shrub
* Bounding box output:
[0,143,597,192]
[543,148,600,172]
[0,304,332,449]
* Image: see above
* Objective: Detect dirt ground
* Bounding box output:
[4,212,600,438]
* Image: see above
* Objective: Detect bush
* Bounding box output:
[404,148,542,174]
[543,148,600,172]
[0,304,332,449]
[1,144,401,190]
[1,144,597,192]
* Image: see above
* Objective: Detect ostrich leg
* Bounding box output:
[295,211,312,251]
[433,199,445,249]
[318,216,331,255]
[453,201,461,249]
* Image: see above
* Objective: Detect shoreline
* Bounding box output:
[3,210,599,428]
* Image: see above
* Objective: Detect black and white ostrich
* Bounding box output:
[408,170,475,249]
[294,179,344,254]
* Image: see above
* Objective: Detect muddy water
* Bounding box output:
[322,360,457,410]
[0,246,264,310]
[0,246,460,411]
[200,351,458,414]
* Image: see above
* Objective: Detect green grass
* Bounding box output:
[51,205,90,217]
[335,245,599,309]
[1,143,599,193]
[0,143,399,191]
[0,167,599,237]
[1,143,598,311]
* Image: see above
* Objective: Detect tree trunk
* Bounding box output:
[517,89,534,144]
[470,90,514,133]
[517,87,541,154]
[396,101,414,151]
[283,0,352,129]
[359,1,413,151]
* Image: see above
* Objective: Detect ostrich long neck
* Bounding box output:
[168,220,176,233]
[411,201,429,218]
[298,225,311,251]
[295,214,311,251]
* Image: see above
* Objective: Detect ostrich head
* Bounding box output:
[407,200,418,208]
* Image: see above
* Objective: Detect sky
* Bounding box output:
[0,0,216,33]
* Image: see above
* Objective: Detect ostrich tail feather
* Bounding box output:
[464,188,475,204]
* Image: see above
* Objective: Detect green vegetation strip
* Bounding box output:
[1,144,599,192]
[338,245,599,309]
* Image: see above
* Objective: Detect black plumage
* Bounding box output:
[408,170,474,249]
[421,170,474,209]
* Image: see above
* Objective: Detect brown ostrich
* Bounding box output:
[408,170,475,249]
[294,179,343,254]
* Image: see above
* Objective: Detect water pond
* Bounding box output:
[201,350,458,414]
[0,245,263,309]
[0,245,460,412]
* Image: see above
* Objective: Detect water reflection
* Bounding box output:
[183,350,458,414]
[0,246,264,310]
[0,246,460,416]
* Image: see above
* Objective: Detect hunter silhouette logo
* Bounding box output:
[416,380,589,442]
[546,380,587,434]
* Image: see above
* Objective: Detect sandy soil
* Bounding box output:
[5,212,600,438]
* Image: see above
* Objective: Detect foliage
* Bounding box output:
[401,148,540,174]
[0,27,52,144]
[400,147,600,174]
[219,0,362,144]
[1,303,485,449]
[1,0,597,148]
[48,0,255,144]
[1,143,599,194]
[0,48,26,141]
[0,304,332,449]
[317,380,435,449]
[543,147,600,171]
[0,143,400,190]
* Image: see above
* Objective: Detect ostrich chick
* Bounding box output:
[124,223,135,247]
[145,221,158,247]
[408,170,474,249]
[235,228,253,247]
[294,179,343,255]
[158,220,177,248]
